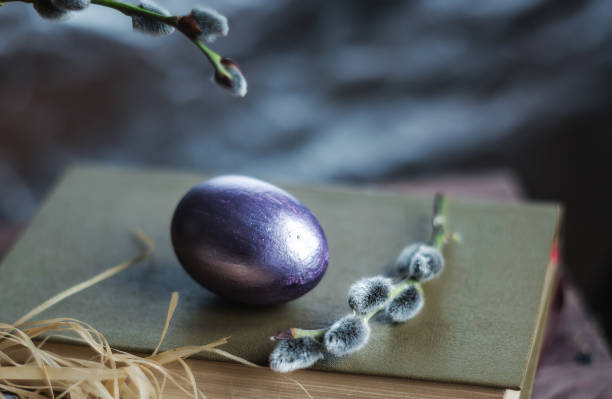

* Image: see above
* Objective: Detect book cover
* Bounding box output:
[0,165,559,395]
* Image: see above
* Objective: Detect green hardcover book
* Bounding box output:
[0,165,559,399]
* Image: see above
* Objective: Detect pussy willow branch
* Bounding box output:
[386,192,447,312]
[288,193,448,340]
[0,0,231,80]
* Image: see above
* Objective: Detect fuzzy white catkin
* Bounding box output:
[269,337,324,373]
[214,60,248,97]
[385,285,424,322]
[395,242,424,277]
[51,0,89,11]
[227,65,247,97]
[191,6,229,42]
[410,245,444,281]
[34,0,70,19]
[323,315,370,356]
[348,276,393,315]
[132,0,175,36]
[395,243,444,281]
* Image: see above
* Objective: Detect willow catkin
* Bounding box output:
[190,6,228,42]
[386,285,424,322]
[214,58,248,97]
[132,0,175,36]
[323,315,370,356]
[51,0,89,11]
[348,276,393,316]
[396,243,444,282]
[33,0,70,20]
[269,337,324,373]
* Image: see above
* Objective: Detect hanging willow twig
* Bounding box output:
[0,0,247,97]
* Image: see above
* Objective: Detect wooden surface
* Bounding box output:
[168,359,507,399]
[44,342,507,399]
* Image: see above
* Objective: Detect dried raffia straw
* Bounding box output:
[152,292,179,357]
[0,316,230,399]
[0,229,313,399]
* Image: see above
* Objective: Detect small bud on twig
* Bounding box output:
[323,315,370,356]
[269,337,324,373]
[395,242,423,278]
[51,0,89,11]
[385,284,424,322]
[410,245,444,281]
[190,6,228,42]
[132,0,175,36]
[395,243,444,282]
[214,58,247,97]
[33,0,70,19]
[272,328,297,341]
[348,276,392,316]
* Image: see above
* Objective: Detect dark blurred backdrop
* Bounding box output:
[1,1,612,343]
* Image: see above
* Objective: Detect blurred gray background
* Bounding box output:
[1,0,612,374]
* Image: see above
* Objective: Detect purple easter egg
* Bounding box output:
[171,175,329,305]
